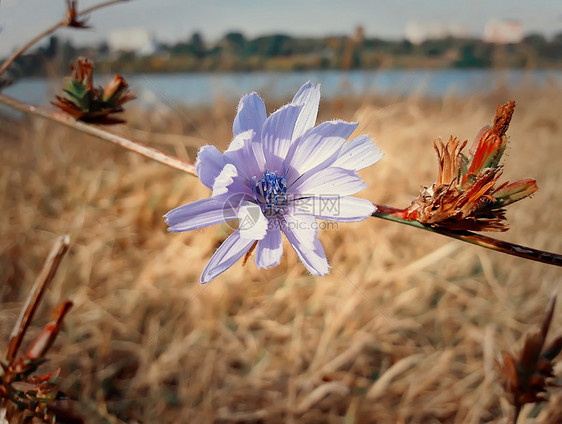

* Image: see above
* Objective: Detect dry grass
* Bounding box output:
[1,85,561,423]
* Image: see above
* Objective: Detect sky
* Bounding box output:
[1,0,561,55]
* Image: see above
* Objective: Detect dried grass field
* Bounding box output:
[1,84,561,423]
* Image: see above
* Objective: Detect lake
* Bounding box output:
[3,69,562,110]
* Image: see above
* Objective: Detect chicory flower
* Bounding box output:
[165,82,382,283]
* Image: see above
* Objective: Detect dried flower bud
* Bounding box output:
[493,179,539,207]
[463,101,513,183]
[1,244,82,423]
[52,57,135,124]
[64,0,90,28]
[401,101,537,231]
[497,297,561,416]
[70,57,94,90]
[102,74,135,105]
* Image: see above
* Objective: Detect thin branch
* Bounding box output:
[513,406,521,424]
[0,94,560,267]
[6,235,70,363]
[79,0,131,16]
[0,94,196,175]
[0,22,64,76]
[26,301,73,360]
[0,0,130,76]
[373,205,562,267]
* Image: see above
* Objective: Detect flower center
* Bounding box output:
[252,170,288,215]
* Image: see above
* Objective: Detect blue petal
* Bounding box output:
[261,103,302,172]
[212,163,238,196]
[282,213,317,250]
[293,196,376,222]
[290,167,366,197]
[224,130,265,179]
[233,93,267,137]
[255,223,283,268]
[165,197,237,232]
[195,145,228,190]
[281,219,328,276]
[285,120,358,184]
[211,163,255,198]
[200,229,256,284]
[331,135,384,171]
[291,82,321,143]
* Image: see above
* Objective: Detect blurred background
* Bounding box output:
[1,1,561,422]
[2,0,562,106]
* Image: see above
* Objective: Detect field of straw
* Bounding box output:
[1,84,561,423]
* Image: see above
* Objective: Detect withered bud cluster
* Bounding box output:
[64,0,90,28]
[52,57,135,124]
[401,101,537,232]
[497,297,562,413]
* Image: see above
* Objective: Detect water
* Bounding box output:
[4,69,562,110]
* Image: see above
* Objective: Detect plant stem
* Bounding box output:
[0,94,560,267]
[0,94,196,175]
[0,23,64,76]
[0,0,130,76]
[513,405,521,424]
[79,0,130,16]
[6,235,70,362]
[373,205,562,267]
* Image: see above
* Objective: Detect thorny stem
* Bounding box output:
[0,94,196,175]
[6,235,70,363]
[0,95,560,267]
[0,0,130,76]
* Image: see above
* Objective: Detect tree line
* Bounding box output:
[6,30,562,77]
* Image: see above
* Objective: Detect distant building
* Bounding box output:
[483,20,523,44]
[405,21,469,44]
[107,27,157,55]
[354,25,365,43]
